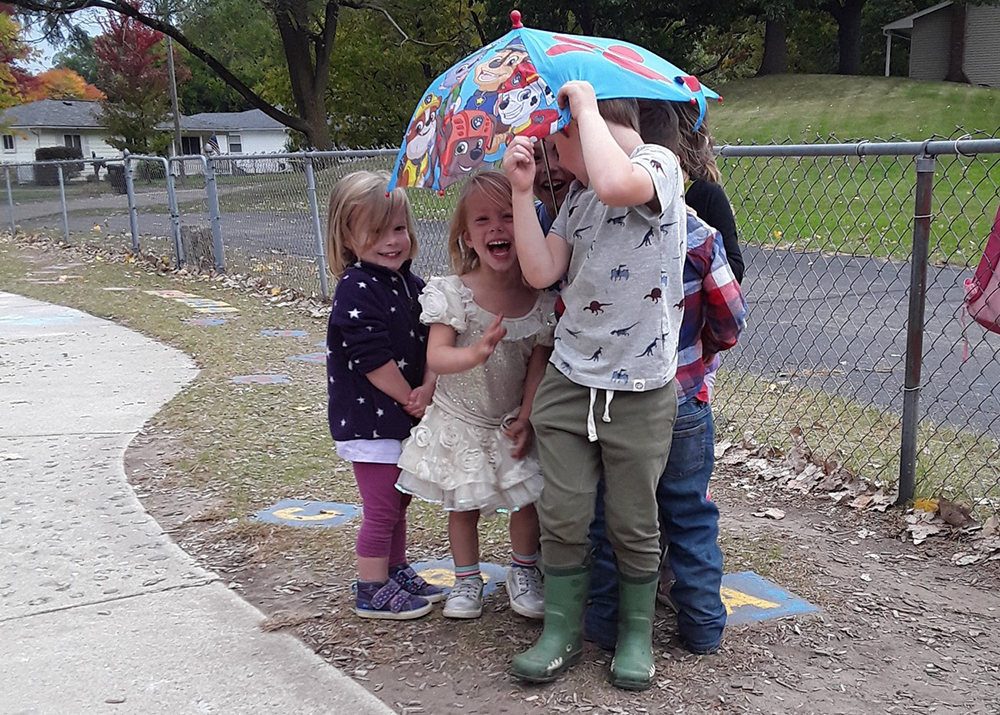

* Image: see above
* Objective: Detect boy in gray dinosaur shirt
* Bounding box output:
[503,80,686,691]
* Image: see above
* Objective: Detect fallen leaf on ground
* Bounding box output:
[753,508,786,520]
[913,497,939,513]
[937,497,975,529]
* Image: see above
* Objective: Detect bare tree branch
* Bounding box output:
[366,5,455,48]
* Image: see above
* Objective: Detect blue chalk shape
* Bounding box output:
[721,571,818,625]
[261,329,308,337]
[314,342,326,348]
[0,314,77,327]
[231,374,292,385]
[285,352,326,364]
[255,499,360,528]
[411,558,508,598]
[184,317,228,326]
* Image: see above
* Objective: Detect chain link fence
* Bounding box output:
[4,137,999,517]
[716,132,1000,518]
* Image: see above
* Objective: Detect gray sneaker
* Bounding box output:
[506,566,544,619]
[443,576,484,619]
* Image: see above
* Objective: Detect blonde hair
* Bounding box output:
[447,171,513,275]
[325,170,418,278]
[638,99,720,183]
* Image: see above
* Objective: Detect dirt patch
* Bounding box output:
[128,424,1000,714]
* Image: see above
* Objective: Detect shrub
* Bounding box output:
[34,146,85,186]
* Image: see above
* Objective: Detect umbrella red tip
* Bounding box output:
[439,189,445,197]
[717,96,723,102]
[385,191,390,197]
[510,10,523,28]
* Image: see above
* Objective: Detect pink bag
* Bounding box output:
[964,203,1000,335]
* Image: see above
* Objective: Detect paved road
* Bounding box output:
[8,187,209,222]
[18,206,1000,437]
[737,245,1000,435]
[0,292,393,715]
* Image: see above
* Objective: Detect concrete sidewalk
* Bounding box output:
[0,292,393,714]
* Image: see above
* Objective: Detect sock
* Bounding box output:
[511,550,538,570]
[454,563,481,580]
[388,563,409,575]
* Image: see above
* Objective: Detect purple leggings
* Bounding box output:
[353,462,411,565]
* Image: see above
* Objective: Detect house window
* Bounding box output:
[64,134,82,150]
[2,135,14,152]
[228,134,242,154]
[181,136,201,155]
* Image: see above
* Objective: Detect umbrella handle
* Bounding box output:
[540,140,558,220]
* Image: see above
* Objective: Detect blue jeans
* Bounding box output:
[586,399,726,653]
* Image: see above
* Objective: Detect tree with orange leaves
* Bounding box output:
[0,4,35,109]
[24,67,105,102]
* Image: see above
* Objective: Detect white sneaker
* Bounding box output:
[443,576,484,619]
[506,566,544,620]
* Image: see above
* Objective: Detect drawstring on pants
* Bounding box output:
[586,388,615,442]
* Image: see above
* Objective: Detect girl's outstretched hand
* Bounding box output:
[503,417,534,459]
[472,313,507,365]
[503,136,536,194]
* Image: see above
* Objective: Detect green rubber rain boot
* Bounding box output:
[610,572,658,691]
[510,565,589,683]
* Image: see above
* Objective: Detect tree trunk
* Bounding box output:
[272,0,337,150]
[836,1,863,75]
[945,2,969,84]
[821,0,866,76]
[757,17,787,76]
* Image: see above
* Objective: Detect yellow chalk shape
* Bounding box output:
[272,507,343,522]
[720,586,780,615]
[417,568,492,588]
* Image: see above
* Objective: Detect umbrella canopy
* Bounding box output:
[388,11,719,193]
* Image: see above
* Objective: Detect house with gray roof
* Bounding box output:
[883,1,1000,87]
[173,109,289,157]
[0,100,290,179]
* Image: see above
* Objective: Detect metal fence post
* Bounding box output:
[202,155,226,272]
[4,166,15,237]
[898,152,936,506]
[164,158,184,267]
[57,164,70,244]
[303,153,330,298]
[123,152,140,252]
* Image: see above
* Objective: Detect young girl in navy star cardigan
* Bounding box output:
[326,170,443,620]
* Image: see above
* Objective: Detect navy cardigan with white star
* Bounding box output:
[327,260,428,443]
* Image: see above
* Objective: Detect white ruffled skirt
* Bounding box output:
[396,402,544,515]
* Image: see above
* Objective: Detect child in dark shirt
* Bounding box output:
[326,170,442,620]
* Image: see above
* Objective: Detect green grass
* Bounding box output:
[711,75,1000,144]
[707,76,1000,266]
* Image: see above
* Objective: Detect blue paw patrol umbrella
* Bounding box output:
[388,10,719,192]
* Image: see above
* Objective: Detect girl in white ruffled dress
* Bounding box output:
[397,171,555,621]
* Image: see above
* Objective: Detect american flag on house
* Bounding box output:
[205,133,221,155]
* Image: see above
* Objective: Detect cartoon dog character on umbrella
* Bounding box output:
[494,60,560,142]
[436,109,497,181]
[400,93,442,186]
[464,39,530,115]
